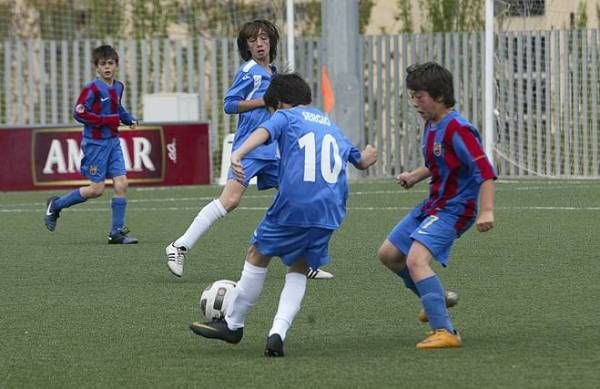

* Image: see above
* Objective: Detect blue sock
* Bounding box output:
[53,189,86,211]
[111,197,127,234]
[397,268,420,297]
[415,275,454,332]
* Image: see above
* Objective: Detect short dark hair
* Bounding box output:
[92,45,119,66]
[406,62,455,108]
[263,73,312,110]
[237,19,279,62]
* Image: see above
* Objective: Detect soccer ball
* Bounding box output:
[199,279,237,321]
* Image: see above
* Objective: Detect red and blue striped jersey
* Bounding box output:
[418,111,496,228]
[73,78,136,139]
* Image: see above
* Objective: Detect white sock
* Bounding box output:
[268,272,307,341]
[225,261,267,330]
[174,199,227,250]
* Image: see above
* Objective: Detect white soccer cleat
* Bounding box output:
[166,242,187,277]
[306,268,334,280]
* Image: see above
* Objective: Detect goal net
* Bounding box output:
[493,0,599,177]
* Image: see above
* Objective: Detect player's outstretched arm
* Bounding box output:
[230,127,271,181]
[476,179,495,232]
[396,166,431,189]
[354,144,378,170]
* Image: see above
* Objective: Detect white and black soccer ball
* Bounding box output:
[199,279,237,321]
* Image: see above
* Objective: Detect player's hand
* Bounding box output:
[230,151,244,182]
[396,172,413,189]
[361,144,378,168]
[476,210,495,232]
[130,120,138,129]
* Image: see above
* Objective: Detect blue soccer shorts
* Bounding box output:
[80,136,127,183]
[387,208,474,266]
[227,157,279,190]
[250,216,334,269]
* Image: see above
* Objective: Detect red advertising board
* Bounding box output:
[0,123,211,191]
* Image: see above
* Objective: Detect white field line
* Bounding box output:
[2,204,600,214]
[2,182,598,209]
[1,180,598,213]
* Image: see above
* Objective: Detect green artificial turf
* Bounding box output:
[1,180,599,388]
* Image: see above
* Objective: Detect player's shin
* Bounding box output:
[225,261,267,329]
[397,267,420,297]
[110,197,127,233]
[269,272,307,340]
[54,188,87,210]
[175,199,227,249]
[415,275,454,332]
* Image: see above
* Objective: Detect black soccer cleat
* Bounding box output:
[264,334,284,357]
[108,226,138,244]
[44,196,61,231]
[190,319,243,344]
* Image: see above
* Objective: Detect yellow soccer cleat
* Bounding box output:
[418,290,459,323]
[416,329,462,349]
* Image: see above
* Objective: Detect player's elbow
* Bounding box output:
[223,100,239,114]
[73,114,86,125]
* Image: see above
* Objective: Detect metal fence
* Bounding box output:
[2,30,599,179]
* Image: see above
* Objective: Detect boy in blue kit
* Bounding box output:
[166,20,332,279]
[189,73,377,357]
[377,62,496,349]
[44,45,138,244]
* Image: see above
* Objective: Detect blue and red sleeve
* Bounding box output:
[115,81,136,125]
[73,83,120,127]
[450,121,497,182]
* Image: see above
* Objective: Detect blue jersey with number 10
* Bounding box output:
[260,106,362,230]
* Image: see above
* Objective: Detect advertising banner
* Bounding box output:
[0,123,211,191]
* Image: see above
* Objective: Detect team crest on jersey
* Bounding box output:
[89,165,98,175]
[433,142,443,157]
[253,75,262,90]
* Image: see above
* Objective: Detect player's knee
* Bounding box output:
[405,256,431,279]
[87,184,105,198]
[405,256,418,271]
[377,248,391,267]
[113,186,128,196]
[245,246,269,267]
[113,178,128,195]
[378,244,399,269]
[219,193,241,211]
